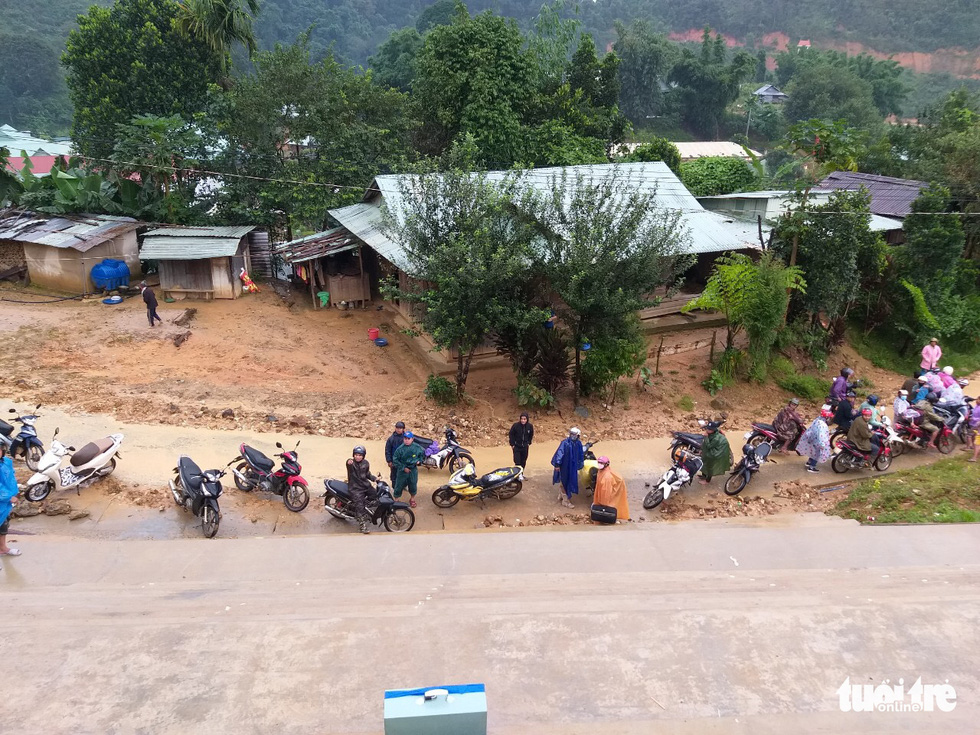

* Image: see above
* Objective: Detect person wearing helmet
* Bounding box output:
[797,405,834,473]
[913,393,943,449]
[346,445,377,534]
[593,456,630,521]
[829,368,855,406]
[552,427,585,508]
[860,394,883,429]
[940,376,964,407]
[939,366,956,389]
[831,390,859,432]
[392,432,425,507]
[847,407,880,464]
[698,420,731,485]
[913,375,931,403]
[773,397,806,452]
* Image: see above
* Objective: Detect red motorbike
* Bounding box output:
[831,432,893,474]
[892,418,954,455]
[743,421,804,451]
[230,440,310,511]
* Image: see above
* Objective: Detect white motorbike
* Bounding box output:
[643,450,704,509]
[24,428,124,502]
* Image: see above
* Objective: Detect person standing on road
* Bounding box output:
[508,412,534,468]
[385,421,406,486]
[698,421,731,485]
[593,456,630,521]
[920,337,942,374]
[552,427,584,509]
[0,455,22,568]
[796,405,833,473]
[346,446,377,534]
[392,431,425,508]
[140,281,162,327]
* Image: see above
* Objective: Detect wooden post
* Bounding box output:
[709,330,717,365]
[655,336,665,375]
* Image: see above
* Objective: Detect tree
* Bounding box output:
[525,168,693,397]
[0,34,72,134]
[621,137,681,173]
[613,20,677,126]
[63,0,223,160]
[784,61,882,129]
[679,156,756,196]
[381,157,546,400]
[176,0,259,75]
[369,28,424,92]
[416,0,461,33]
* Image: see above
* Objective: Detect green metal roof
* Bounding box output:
[142,225,255,239]
[140,224,255,260]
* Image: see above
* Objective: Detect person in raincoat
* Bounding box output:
[698,420,731,484]
[592,456,630,521]
[392,432,425,507]
[796,405,833,473]
[552,427,585,508]
[0,456,22,565]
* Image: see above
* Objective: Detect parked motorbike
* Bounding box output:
[579,440,603,495]
[432,464,523,508]
[724,441,773,496]
[230,440,310,511]
[832,435,893,474]
[669,419,710,461]
[322,477,415,532]
[24,428,123,502]
[643,450,703,509]
[414,427,476,472]
[169,455,228,538]
[744,420,803,452]
[3,405,44,470]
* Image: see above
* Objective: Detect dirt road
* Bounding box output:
[4,520,978,733]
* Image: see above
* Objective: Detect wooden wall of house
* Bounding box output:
[159,259,214,299]
[327,272,370,307]
[247,231,272,279]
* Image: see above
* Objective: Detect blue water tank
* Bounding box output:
[91,259,131,290]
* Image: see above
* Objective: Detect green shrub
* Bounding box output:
[715,347,744,382]
[514,376,555,408]
[679,156,756,197]
[677,394,695,411]
[769,356,826,402]
[424,374,457,405]
[701,370,725,396]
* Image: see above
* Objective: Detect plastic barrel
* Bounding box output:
[368,327,380,340]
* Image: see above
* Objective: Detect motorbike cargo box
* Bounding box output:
[0,419,13,437]
[590,503,617,524]
[384,684,487,735]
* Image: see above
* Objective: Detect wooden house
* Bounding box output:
[275,228,371,309]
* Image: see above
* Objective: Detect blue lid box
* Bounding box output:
[384,684,487,735]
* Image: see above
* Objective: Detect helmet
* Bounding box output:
[789,397,800,406]
[403,431,414,439]
[943,366,954,375]
[898,389,908,396]
[867,394,879,406]
[841,367,854,377]
[926,391,940,404]
[596,456,610,467]
[569,427,581,436]
[861,407,873,416]
[352,445,366,457]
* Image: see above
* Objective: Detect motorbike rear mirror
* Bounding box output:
[275,441,283,449]
[35,404,41,410]
[54,427,59,436]
[7,409,14,413]
[295,440,301,448]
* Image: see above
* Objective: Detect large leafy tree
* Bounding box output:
[63,0,223,160]
[783,62,882,129]
[612,20,677,126]
[369,28,424,92]
[176,0,260,75]
[0,34,72,135]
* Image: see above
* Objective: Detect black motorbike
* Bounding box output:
[169,455,229,538]
[668,419,721,462]
[723,441,772,496]
[322,477,415,533]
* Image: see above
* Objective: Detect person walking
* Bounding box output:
[140,281,162,327]
[508,412,534,468]
[593,456,629,521]
[346,445,377,534]
[796,405,833,473]
[392,431,425,507]
[384,421,406,486]
[0,455,21,568]
[552,427,585,508]
[698,421,732,485]
[920,337,942,374]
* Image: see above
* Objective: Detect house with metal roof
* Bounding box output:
[0,209,141,293]
[818,172,927,219]
[274,228,370,309]
[140,225,257,300]
[1,125,74,177]
[753,84,789,104]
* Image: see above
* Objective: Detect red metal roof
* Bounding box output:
[4,155,58,176]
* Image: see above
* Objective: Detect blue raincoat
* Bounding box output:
[551,437,584,496]
[0,457,19,527]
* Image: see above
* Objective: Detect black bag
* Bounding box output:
[590,503,617,524]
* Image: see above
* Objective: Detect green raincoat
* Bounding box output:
[701,430,732,480]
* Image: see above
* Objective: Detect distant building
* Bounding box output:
[753,84,789,104]
[0,125,73,177]
[818,172,928,219]
[672,141,760,162]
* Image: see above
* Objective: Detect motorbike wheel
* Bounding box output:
[831,452,852,474]
[24,445,43,472]
[448,453,475,473]
[829,428,847,449]
[234,462,254,491]
[723,472,748,496]
[873,452,892,472]
[201,505,220,538]
[26,480,54,502]
[170,476,185,507]
[96,458,117,478]
[431,486,460,508]
[642,488,664,509]
[494,480,523,500]
[384,507,415,532]
[747,433,770,449]
[283,483,310,512]
[937,434,953,455]
[890,440,906,458]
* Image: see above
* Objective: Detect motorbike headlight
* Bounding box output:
[743,431,752,439]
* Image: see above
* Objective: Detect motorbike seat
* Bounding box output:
[178,455,204,491]
[752,422,776,433]
[673,432,704,445]
[412,435,435,450]
[242,445,275,471]
[325,478,351,498]
[71,437,115,467]
[0,420,13,437]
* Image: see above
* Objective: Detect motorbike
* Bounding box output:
[24,428,123,502]
[169,455,228,538]
[579,440,603,495]
[669,419,710,462]
[744,420,803,452]
[724,441,773,496]
[643,450,703,509]
[893,414,955,454]
[934,397,973,444]
[414,427,476,472]
[3,405,44,470]
[321,477,415,532]
[432,464,524,508]
[230,440,310,512]
[831,434,893,474]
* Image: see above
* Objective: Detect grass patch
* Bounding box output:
[848,324,980,377]
[769,356,827,402]
[677,394,694,411]
[831,457,980,524]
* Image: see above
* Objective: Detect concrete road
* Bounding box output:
[3,517,978,733]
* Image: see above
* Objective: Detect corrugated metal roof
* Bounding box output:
[142,225,255,239]
[140,236,244,260]
[672,142,760,160]
[818,172,927,218]
[332,162,761,271]
[275,227,359,263]
[0,210,140,251]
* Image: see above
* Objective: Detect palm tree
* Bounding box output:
[177,0,260,74]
